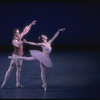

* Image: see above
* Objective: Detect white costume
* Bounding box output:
[29,49,52,67]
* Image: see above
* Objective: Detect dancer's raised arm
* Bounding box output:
[20,20,36,38]
[48,28,65,44]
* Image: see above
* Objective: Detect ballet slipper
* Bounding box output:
[1,84,5,89]
[8,56,16,60]
[16,84,24,88]
[42,84,47,91]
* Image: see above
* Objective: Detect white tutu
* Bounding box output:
[29,50,53,67]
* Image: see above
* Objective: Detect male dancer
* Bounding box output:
[1,20,36,88]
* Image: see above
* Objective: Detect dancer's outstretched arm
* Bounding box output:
[20,20,36,38]
[48,28,65,44]
[23,39,43,46]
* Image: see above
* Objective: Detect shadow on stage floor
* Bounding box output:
[0,49,100,99]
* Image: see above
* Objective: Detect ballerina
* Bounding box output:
[9,28,65,91]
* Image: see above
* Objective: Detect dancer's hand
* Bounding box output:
[32,20,36,25]
[58,28,66,32]
[23,39,27,43]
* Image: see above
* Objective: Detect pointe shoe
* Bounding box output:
[42,84,47,91]
[1,84,4,89]
[8,56,16,60]
[16,85,24,88]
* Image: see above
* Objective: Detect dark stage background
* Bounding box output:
[0,1,100,99]
[0,1,100,51]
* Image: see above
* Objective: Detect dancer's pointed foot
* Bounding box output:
[1,84,5,89]
[16,85,24,88]
[8,56,16,60]
[42,84,47,91]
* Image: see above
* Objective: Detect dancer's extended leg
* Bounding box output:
[1,60,16,88]
[8,56,36,61]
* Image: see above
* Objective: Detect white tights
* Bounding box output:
[1,59,23,88]
[7,56,47,91]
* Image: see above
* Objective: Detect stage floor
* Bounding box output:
[0,50,100,99]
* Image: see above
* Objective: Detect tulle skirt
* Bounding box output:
[29,50,53,67]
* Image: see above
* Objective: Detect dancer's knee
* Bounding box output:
[17,65,21,68]
[10,63,15,69]
[17,65,22,72]
[11,63,15,67]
